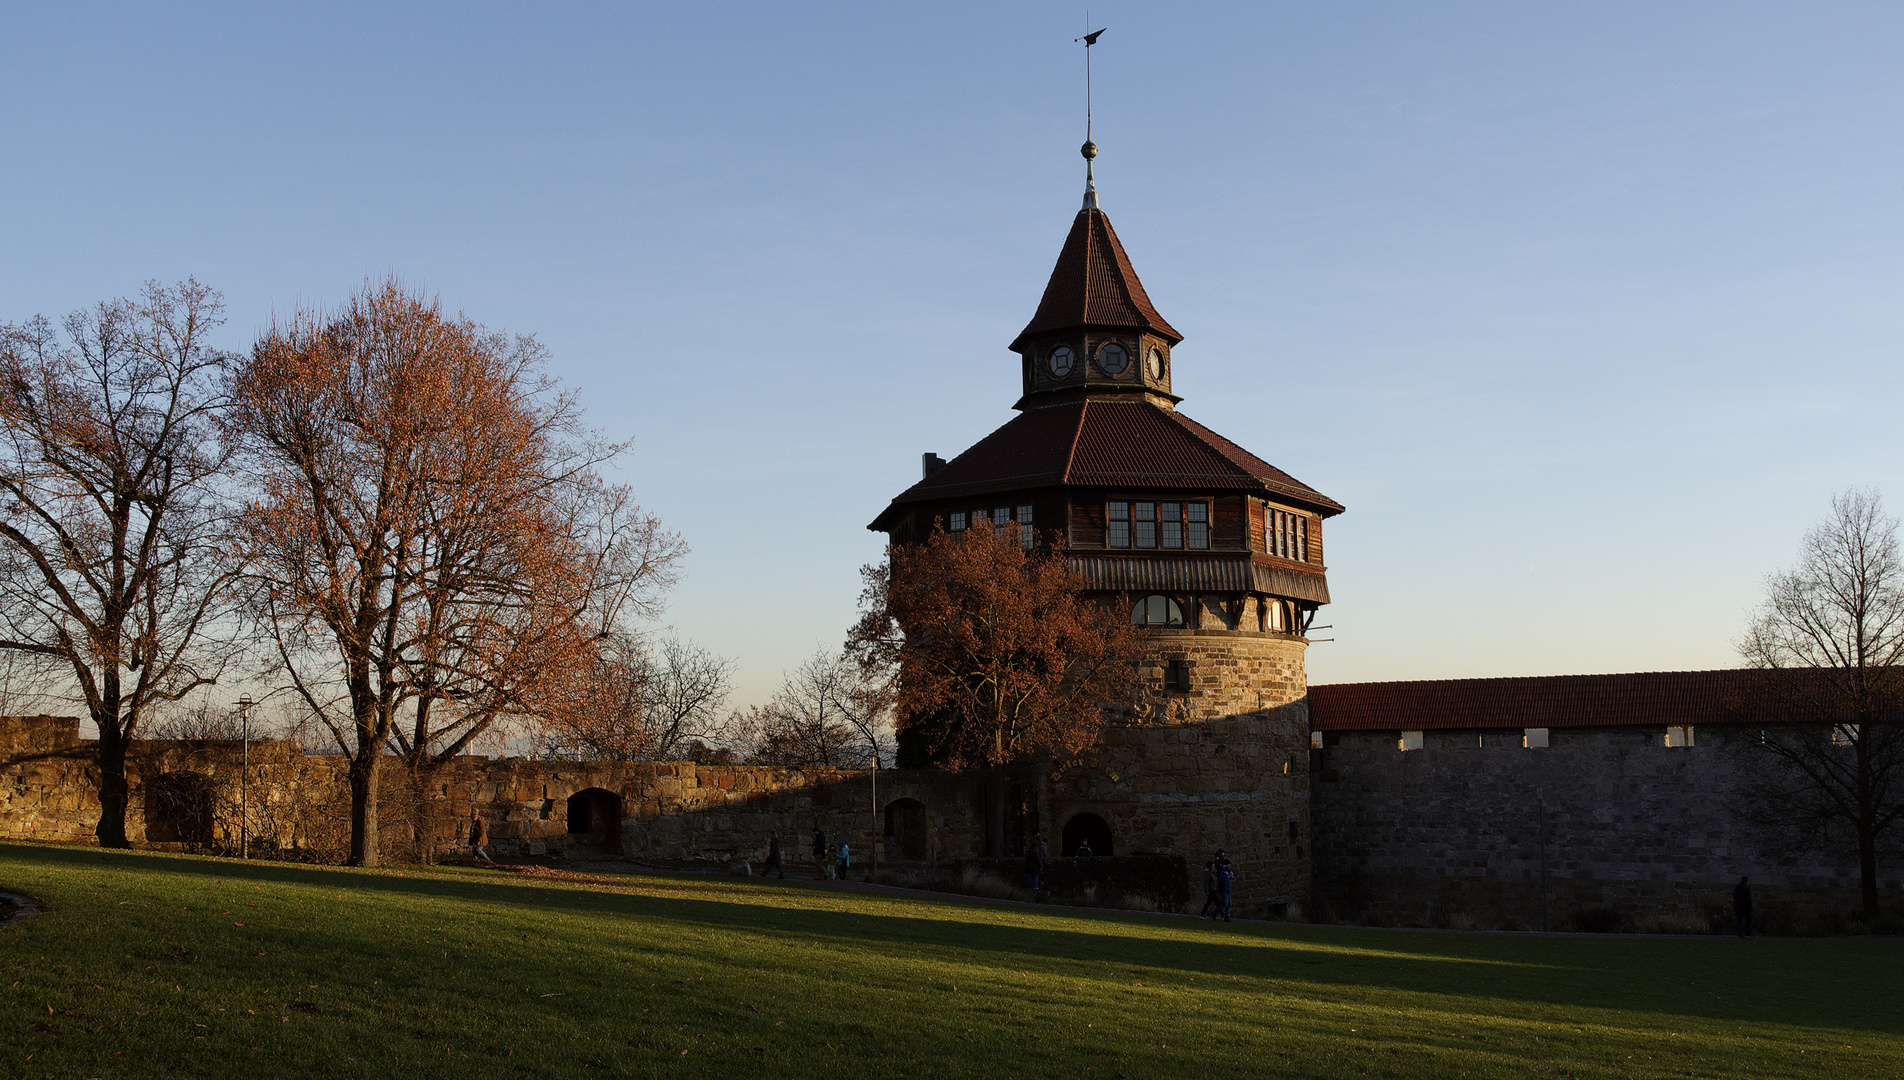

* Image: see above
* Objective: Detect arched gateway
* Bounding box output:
[565,788,622,856]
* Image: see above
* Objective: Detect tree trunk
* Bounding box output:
[1859,821,1881,920]
[983,766,1007,858]
[410,761,437,866]
[95,725,132,848]
[348,751,382,867]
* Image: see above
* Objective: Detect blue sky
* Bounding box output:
[6,3,1903,711]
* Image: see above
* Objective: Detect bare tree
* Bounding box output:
[0,281,238,846]
[640,637,736,760]
[225,280,681,865]
[735,649,883,769]
[1740,488,1904,919]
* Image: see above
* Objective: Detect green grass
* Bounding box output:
[1,843,1898,1079]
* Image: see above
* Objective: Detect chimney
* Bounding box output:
[921,453,947,480]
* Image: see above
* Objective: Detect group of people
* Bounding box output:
[760,830,851,880]
[1201,851,1236,921]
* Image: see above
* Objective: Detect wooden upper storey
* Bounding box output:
[868,203,1343,606]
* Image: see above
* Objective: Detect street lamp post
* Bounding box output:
[238,696,254,860]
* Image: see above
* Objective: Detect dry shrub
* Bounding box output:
[963,871,1026,902]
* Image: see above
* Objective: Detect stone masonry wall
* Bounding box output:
[1046,630,1312,918]
[1311,725,1903,932]
[0,716,984,869]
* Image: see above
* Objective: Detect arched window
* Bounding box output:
[1130,594,1184,628]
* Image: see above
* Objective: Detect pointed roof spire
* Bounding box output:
[1077,24,1105,210]
[1010,206,1182,351]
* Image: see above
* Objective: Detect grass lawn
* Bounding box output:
[1,843,1898,1079]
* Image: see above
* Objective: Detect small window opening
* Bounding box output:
[1163,658,1189,692]
[1666,725,1695,748]
[1523,727,1549,749]
[1399,730,1423,752]
[1310,730,1324,749]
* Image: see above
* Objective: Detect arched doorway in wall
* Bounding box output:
[884,798,928,861]
[1062,812,1113,857]
[565,788,622,856]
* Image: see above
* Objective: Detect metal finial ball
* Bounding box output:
[1081,140,1098,160]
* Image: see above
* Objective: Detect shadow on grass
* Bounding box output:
[6,841,1898,1036]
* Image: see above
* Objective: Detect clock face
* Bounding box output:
[1096,342,1129,375]
[1147,348,1165,379]
[1047,346,1075,378]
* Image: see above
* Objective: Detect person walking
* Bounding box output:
[468,812,490,864]
[1216,853,1235,922]
[1732,876,1753,938]
[1025,836,1045,892]
[837,840,851,879]
[765,834,784,879]
[812,826,828,880]
[1199,862,1221,919]
[825,842,839,880]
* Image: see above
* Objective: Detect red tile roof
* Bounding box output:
[1010,209,1182,351]
[1309,669,1772,732]
[869,399,1342,530]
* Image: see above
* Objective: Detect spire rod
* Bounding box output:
[1076,22,1105,210]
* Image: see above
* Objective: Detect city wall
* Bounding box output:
[1310,726,1903,933]
[0,715,985,868]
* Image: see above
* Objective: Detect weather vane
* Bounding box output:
[1075,21,1106,209]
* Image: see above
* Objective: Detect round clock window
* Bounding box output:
[1047,346,1075,377]
[1147,348,1165,378]
[1097,342,1129,375]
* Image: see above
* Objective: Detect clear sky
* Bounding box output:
[5,3,1903,712]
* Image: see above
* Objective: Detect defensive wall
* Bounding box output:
[0,715,984,868]
[1309,673,1904,933]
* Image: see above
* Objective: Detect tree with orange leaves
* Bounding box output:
[226,280,681,865]
[849,519,1138,853]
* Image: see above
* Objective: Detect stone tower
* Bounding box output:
[868,149,1344,916]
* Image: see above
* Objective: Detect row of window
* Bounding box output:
[1108,501,1209,550]
[1355,725,1702,751]
[947,505,1035,550]
[1268,509,1308,562]
[1321,726,1869,751]
[939,499,1313,559]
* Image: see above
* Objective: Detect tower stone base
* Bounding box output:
[1041,630,1313,917]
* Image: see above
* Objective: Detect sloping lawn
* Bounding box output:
[0,842,1897,1079]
